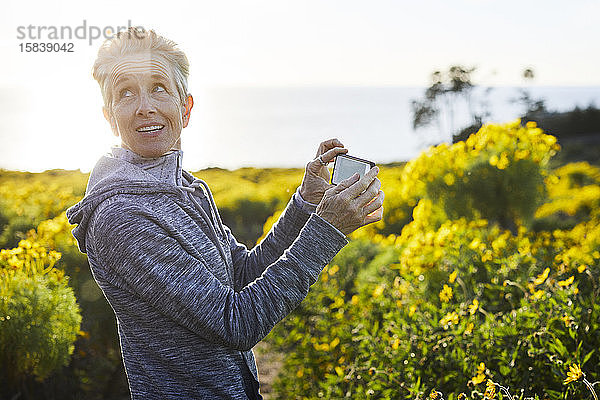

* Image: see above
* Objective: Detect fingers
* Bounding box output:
[316,138,344,157]
[343,166,379,199]
[362,190,384,216]
[364,206,384,225]
[316,168,383,235]
[354,176,381,206]
[309,147,347,172]
[320,147,348,164]
[328,172,360,195]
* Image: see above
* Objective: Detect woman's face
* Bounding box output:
[103,52,192,158]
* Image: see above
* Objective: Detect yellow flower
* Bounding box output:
[472,373,486,385]
[526,121,537,128]
[18,239,33,249]
[372,285,384,298]
[439,284,453,303]
[476,362,486,375]
[533,290,545,300]
[496,153,510,170]
[328,264,339,276]
[443,173,455,186]
[464,322,474,335]
[408,305,417,317]
[313,342,330,351]
[468,299,479,315]
[469,238,482,250]
[335,366,345,377]
[391,338,400,350]
[440,311,459,328]
[564,363,584,384]
[485,380,497,398]
[481,251,493,262]
[449,270,458,284]
[557,276,574,287]
[533,268,550,285]
[561,314,574,328]
[514,149,530,160]
[77,330,90,339]
[429,390,441,400]
[492,236,507,252]
[458,393,467,400]
[296,368,304,378]
[578,265,587,273]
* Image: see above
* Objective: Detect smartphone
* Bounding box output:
[331,154,376,185]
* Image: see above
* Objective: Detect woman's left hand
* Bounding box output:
[299,138,348,204]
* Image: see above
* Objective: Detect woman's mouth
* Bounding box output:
[136,124,165,136]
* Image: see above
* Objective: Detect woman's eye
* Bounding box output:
[121,89,133,98]
[153,85,166,93]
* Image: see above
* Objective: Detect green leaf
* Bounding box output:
[544,389,563,400]
[549,337,568,357]
[583,349,595,366]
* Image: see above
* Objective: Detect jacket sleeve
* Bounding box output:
[227,193,340,291]
[89,199,348,352]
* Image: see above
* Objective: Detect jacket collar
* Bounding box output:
[110,146,184,187]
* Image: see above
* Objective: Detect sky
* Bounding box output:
[1,0,599,172]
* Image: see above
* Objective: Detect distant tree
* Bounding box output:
[411,65,491,144]
[513,68,546,117]
[413,65,599,151]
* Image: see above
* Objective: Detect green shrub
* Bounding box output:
[266,121,600,400]
[0,240,81,396]
[398,120,559,232]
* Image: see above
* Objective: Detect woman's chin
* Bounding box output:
[122,135,180,158]
[123,143,171,158]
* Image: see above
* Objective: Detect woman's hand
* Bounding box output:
[316,166,384,236]
[299,139,348,204]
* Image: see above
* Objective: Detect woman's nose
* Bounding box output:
[136,93,156,117]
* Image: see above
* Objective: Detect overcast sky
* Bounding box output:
[1,0,599,171]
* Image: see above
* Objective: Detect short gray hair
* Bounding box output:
[92,27,190,109]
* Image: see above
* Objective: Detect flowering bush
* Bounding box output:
[1,121,598,399]
[0,170,87,249]
[0,239,81,394]
[397,120,560,231]
[534,161,600,230]
[265,121,599,399]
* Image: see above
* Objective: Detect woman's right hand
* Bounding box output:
[315,166,384,236]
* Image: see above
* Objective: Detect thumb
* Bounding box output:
[308,156,327,173]
[331,173,359,194]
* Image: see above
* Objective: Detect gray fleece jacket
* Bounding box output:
[66,147,348,399]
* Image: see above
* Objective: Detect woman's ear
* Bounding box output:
[103,106,119,137]
[182,94,194,128]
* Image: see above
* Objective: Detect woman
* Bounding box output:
[67,27,384,399]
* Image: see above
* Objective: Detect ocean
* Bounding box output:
[184,86,600,171]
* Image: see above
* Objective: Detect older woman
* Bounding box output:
[67,27,383,399]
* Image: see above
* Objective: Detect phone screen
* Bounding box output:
[331,154,375,185]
